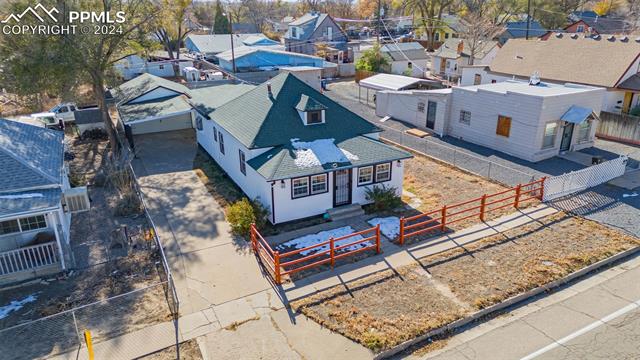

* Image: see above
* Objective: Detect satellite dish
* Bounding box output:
[529,71,541,86]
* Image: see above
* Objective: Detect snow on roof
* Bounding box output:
[291,138,358,168]
[458,80,602,97]
[359,73,433,91]
[183,66,198,71]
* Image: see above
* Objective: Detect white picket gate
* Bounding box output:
[543,156,628,201]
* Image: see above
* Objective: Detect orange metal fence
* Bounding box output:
[398,178,546,245]
[251,178,545,284]
[250,224,380,285]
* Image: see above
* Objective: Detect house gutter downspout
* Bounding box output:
[270,181,276,224]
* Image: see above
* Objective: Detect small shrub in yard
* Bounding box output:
[114,191,142,216]
[226,198,270,237]
[365,185,402,212]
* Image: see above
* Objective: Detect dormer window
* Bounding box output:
[307,110,322,124]
[291,27,298,38]
[296,94,327,126]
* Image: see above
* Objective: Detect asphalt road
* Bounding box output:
[411,254,640,360]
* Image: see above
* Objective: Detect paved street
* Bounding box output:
[405,254,640,360]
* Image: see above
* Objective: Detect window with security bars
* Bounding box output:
[19,215,47,231]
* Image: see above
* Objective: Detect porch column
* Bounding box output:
[47,212,66,270]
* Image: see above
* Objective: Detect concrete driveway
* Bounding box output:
[132,130,271,313]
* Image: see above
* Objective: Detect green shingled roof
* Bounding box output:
[189,84,256,116]
[111,73,190,104]
[118,95,192,123]
[295,94,327,112]
[247,136,412,180]
[210,73,381,149]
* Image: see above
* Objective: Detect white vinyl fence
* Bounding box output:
[543,156,628,201]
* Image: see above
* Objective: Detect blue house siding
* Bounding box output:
[218,51,324,72]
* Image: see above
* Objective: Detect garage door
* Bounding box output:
[130,113,193,135]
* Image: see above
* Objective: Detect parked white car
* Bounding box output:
[31,102,98,125]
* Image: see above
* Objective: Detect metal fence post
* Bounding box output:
[375,224,381,254]
[329,237,335,268]
[72,310,82,347]
[399,217,405,245]
[539,177,547,200]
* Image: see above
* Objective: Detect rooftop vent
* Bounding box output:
[607,35,615,41]
[592,34,601,40]
[555,33,563,38]
[635,37,640,42]
[571,33,579,39]
[267,82,272,97]
[621,36,629,42]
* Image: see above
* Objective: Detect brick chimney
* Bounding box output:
[457,40,464,55]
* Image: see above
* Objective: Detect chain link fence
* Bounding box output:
[376,123,538,186]
[0,282,172,360]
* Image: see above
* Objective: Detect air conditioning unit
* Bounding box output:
[63,186,91,213]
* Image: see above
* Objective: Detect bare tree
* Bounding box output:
[403,0,454,50]
[457,12,503,65]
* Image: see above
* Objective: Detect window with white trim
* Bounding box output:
[307,111,322,124]
[375,163,391,182]
[292,177,309,198]
[310,174,328,194]
[542,122,558,148]
[358,166,374,185]
[578,120,591,142]
[239,150,246,175]
[576,24,585,32]
[213,127,218,142]
[219,132,225,154]
[19,215,47,231]
[459,110,471,125]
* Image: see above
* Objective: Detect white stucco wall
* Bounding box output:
[375,90,450,135]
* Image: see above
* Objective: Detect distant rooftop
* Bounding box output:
[458,80,602,97]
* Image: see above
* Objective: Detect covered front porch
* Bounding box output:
[0,208,69,285]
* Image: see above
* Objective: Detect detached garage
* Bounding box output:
[112,73,195,135]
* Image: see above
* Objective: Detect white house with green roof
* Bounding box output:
[192,73,412,224]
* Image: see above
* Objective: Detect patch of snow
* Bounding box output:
[0,294,37,320]
[279,226,369,256]
[0,193,43,200]
[290,138,359,168]
[368,217,400,239]
[623,193,638,198]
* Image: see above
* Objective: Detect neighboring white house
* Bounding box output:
[0,120,89,284]
[279,66,323,91]
[376,80,605,162]
[431,38,499,82]
[460,35,640,114]
[114,54,194,81]
[354,42,429,77]
[192,72,412,224]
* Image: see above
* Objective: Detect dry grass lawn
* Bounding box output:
[292,212,640,353]
[420,212,640,309]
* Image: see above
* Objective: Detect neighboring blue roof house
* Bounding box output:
[498,21,547,44]
[185,33,268,56]
[0,119,84,282]
[216,46,324,72]
[284,12,348,56]
[242,35,279,47]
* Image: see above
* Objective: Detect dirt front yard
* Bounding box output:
[291,212,640,353]
[140,339,203,360]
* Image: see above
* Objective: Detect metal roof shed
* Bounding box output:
[358,74,441,103]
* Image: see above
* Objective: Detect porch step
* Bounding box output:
[326,204,365,222]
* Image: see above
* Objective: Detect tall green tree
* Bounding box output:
[154,0,194,61]
[402,0,454,50]
[214,0,230,34]
[355,43,390,72]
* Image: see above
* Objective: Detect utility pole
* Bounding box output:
[225,13,237,73]
[377,0,381,43]
[525,0,531,40]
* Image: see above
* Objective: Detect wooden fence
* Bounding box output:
[596,111,640,146]
[355,70,377,83]
[251,224,381,284]
[398,178,545,244]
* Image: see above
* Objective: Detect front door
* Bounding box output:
[426,101,437,130]
[560,123,574,152]
[439,58,446,74]
[333,169,352,207]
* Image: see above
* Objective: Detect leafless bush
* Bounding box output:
[104,148,142,216]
